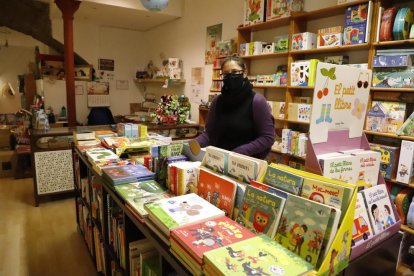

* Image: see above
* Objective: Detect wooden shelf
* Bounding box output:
[213,67,221,70]
[253,85,287,89]
[292,0,369,21]
[401,224,414,235]
[374,39,414,47]
[271,149,306,160]
[134,79,186,84]
[290,43,370,55]
[370,87,414,93]
[286,119,310,125]
[210,89,221,92]
[288,86,314,90]
[241,52,289,60]
[387,178,414,189]
[364,130,414,141]
[237,16,291,32]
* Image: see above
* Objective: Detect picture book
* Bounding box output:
[86,148,119,163]
[319,154,359,184]
[264,165,304,195]
[170,216,256,264]
[114,180,166,200]
[197,168,237,217]
[227,153,259,184]
[102,137,130,148]
[274,194,332,266]
[102,164,155,185]
[250,180,288,199]
[125,193,172,221]
[144,193,225,236]
[157,143,184,185]
[352,192,374,247]
[351,150,381,187]
[369,143,400,180]
[176,161,201,195]
[397,111,414,136]
[92,158,135,176]
[300,177,352,222]
[396,140,414,184]
[236,185,286,239]
[204,146,229,174]
[243,0,265,26]
[203,235,314,276]
[372,101,406,133]
[360,184,397,235]
[319,206,341,261]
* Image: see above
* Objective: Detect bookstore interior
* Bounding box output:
[4,0,414,275]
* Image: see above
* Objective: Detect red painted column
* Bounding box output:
[55,0,81,127]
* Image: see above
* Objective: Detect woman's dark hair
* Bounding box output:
[221,55,247,71]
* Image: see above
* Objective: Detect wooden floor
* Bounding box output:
[0,177,96,276]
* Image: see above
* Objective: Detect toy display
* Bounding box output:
[151,95,191,125]
[291,32,317,51]
[273,35,289,52]
[266,0,304,21]
[317,26,343,48]
[290,59,319,87]
[393,7,414,41]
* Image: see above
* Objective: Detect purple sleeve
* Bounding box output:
[195,97,218,147]
[232,94,275,156]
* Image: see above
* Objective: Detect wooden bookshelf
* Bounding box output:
[401,224,414,235]
[253,85,287,89]
[241,52,289,60]
[237,16,291,32]
[364,130,414,142]
[287,86,314,90]
[134,79,186,84]
[370,87,414,92]
[387,178,414,189]
[292,0,370,20]
[290,43,370,55]
[374,39,414,47]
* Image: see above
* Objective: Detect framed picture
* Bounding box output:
[116,80,129,90]
[75,84,84,95]
[74,65,92,81]
[87,81,109,95]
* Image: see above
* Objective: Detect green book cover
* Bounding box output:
[204,235,314,276]
[158,144,184,184]
[236,185,286,239]
[274,194,332,266]
[126,193,172,218]
[204,146,229,174]
[264,166,304,195]
[115,180,166,200]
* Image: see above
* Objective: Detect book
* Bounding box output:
[318,154,359,184]
[170,216,256,265]
[102,136,130,148]
[102,164,155,185]
[157,144,184,185]
[352,193,374,247]
[236,185,286,239]
[114,180,166,199]
[204,146,229,174]
[144,193,225,237]
[203,235,314,276]
[227,153,260,184]
[360,184,397,235]
[129,239,153,275]
[352,150,381,187]
[264,165,304,195]
[175,161,201,195]
[197,168,237,217]
[396,140,414,184]
[92,158,135,176]
[85,148,119,164]
[274,194,332,266]
[250,180,288,199]
[140,249,160,276]
[125,193,172,222]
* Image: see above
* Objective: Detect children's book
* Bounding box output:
[274,194,332,266]
[114,180,166,200]
[170,216,256,264]
[319,206,341,261]
[360,184,396,235]
[352,150,381,187]
[204,146,229,174]
[144,193,225,236]
[102,137,131,148]
[236,185,286,239]
[174,161,201,195]
[203,235,314,276]
[157,143,184,185]
[197,168,237,217]
[102,164,155,185]
[227,153,259,184]
[92,158,135,176]
[86,148,120,163]
[263,165,304,195]
[250,180,288,199]
[352,192,374,247]
[318,154,359,184]
[125,193,172,221]
[300,177,353,222]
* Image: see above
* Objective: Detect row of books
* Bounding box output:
[107,194,126,269]
[129,239,160,276]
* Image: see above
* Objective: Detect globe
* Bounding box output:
[140,0,169,12]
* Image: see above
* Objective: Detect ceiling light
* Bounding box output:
[140,0,169,12]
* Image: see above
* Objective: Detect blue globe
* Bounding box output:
[140,0,169,12]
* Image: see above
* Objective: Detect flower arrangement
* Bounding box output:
[151,94,191,124]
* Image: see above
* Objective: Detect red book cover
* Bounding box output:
[197,168,237,217]
[170,216,255,263]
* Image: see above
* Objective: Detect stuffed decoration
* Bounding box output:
[151,94,191,124]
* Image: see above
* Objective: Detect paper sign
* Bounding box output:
[309,62,371,144]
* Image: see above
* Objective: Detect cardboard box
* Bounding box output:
[0,150,15,178]
[291,32,317,51]
[273,35,289,53]
[290,59,319,86]
[273,102,286,119]
[288,103,312,122]
[343,23,366,45]
[317,26,343,48]
[396,140,414,184]
[243,0,265,26]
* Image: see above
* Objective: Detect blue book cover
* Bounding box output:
[102,164,155,185]
[264,165,304,195]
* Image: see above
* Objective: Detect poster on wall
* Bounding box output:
[98,58,114,71]
[205,23,222,65]
[190,67,204,103]
[309,62,371,144]
[87,81,110,107]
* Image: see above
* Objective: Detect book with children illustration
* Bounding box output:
[204,146,229,174]
[114,180,166,199]
[274,194,332,266]
[360,184,396,235]
[203,235,314,276]
[227,153,260,184]
[264,165,304,195]
[236,185,286,239]
[352,193,374,247]
[102,164,155,185]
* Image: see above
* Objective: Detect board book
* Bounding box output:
[114,180,166,199]
[236,185,286,239]
[352,192,374,247]
[125,193,172,222]
[263,164,304,194]
[197,168,237,217]
[102,164,155,185]
[203,235,315,276]
[86,148,119,163]
[204,146,229,174]
[144,193,225,236]
[227,153,260,184]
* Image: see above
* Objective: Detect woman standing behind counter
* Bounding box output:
[195,56,275,159]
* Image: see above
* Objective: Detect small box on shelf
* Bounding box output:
[291,32,317,51]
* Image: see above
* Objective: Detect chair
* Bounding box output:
[87,107,115,125]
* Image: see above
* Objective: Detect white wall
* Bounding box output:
[143,0,244,122]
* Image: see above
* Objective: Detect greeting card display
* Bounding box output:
[309,63,371,144]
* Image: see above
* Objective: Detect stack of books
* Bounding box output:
[85,148,120,164]
[170,216,256,275]
[144,193,225,244]
[102,164,155,185]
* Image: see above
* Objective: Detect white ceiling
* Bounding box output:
[48,0,184,32]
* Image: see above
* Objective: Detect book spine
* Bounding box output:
[375,7,383,42]
[365,1,373,43]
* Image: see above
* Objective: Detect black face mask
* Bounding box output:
[222,73,245,95]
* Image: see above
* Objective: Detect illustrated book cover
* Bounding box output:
[204,146,229,175]
[264,164,304,195]
[227,153,260,184]
[352,192,374,247]
[102,164,155,185]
